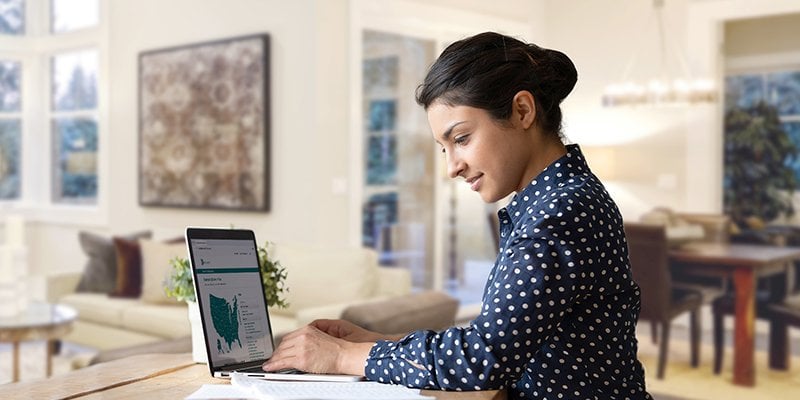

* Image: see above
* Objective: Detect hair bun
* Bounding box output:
[544,49,578,102]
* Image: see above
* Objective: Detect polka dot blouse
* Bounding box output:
[365,144,651,399]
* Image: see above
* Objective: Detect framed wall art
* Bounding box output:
[139,33,270,211]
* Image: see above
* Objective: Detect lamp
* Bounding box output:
[601,0,717,108]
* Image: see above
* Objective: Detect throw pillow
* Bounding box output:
[110,237,145,298]
[76,230,151,293]
[272,244,377,317]
[140,238,187,305]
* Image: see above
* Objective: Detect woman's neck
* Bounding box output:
[517,135,567,192]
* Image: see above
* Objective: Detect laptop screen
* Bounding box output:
[187,230,275,369]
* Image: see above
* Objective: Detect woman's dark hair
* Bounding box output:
[416,32,577,136]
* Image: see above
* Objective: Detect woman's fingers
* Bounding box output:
[262,325,342,374]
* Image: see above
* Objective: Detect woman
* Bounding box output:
[264,32,651,399]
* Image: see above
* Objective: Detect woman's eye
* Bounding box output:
[454,135,468,145]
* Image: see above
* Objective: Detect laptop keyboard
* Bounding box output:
[236,366,303,374]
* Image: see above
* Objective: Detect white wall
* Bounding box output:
[27,0,800,288]
[543,0,800,221]
[24,0,543,286]
[542,0,694,220]
[27,0,353,282]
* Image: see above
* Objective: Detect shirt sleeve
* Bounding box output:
[364,200,596,390]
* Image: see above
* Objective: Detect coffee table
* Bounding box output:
[0,302,77,382]
[0,353,505,399]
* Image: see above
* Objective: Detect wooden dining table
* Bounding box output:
[669,242,800,387]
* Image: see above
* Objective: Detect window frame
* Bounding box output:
[0,0,108,226]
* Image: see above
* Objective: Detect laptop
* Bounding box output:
[185,227,362,382]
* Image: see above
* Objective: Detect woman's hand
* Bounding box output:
[262,324,373,375]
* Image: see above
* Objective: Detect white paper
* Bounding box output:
[230,373,435,400]
[185,384,254,399]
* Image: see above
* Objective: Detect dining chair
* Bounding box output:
[767,295,800,370]
[671,213,731,302]
[625,222,704,379]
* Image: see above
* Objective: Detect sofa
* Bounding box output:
[45,234,454,353]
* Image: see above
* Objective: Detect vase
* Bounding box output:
[187,301,208,364]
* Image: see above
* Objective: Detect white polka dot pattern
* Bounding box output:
[365,145,651,399]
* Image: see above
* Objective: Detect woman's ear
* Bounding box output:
[512,90,536,130]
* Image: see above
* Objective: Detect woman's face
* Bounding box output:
[428,101,534,203]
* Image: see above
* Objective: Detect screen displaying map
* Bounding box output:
[190,238,273,367]
[210,293,242,353]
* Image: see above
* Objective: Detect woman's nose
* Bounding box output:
[446,153,464,179]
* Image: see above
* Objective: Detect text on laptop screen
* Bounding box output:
[190,238,274,368]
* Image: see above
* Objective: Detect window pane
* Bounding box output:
[0,0,24,35]
[783,122,800,183]
[767,70,800,116]
[52,117,97,202]
[52,50,97,111]
[51,0,97,33]
[0,119,21,199]
[0,60,21,112]
[724,74,763,111]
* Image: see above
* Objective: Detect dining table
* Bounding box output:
[668,242,800,387]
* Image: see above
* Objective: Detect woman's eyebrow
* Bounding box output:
[438,121,467,143]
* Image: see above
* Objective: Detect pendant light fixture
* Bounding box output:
[602,0,718,108]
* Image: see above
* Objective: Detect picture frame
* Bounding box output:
[138,33,270,211]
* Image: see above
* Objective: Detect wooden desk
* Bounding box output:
[0,353,505,399]
[669,242,800,387]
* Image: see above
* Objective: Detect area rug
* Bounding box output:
[639,335,800,400]
[0,341,97,384]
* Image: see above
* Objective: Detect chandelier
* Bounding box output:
[601,0,718,108]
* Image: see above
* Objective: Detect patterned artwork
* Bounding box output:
[139,34,270,211]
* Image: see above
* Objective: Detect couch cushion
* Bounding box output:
[267,312,298,342]
[60,293,139,328]
[272,244,378,316]
[341,291,459,334]
[110,237,145,298]
[121,303,190,338]
[76,230,151,294]
[140,239,186,305]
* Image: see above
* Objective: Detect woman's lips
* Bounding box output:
[467,174,483,191]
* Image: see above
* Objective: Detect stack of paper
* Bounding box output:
[185,373,435,400]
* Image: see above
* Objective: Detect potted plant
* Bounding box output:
[164,241,289,363]
[723,100,798,231]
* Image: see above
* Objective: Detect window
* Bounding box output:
[51,0,97,33]
[0,59,21,199]
[50,49,98,203]
[724,69,800,223]
[726,70,800,179]
[0,0,104,218]
[0,0,24,35]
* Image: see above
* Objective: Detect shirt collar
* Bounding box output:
[501,144,590,225]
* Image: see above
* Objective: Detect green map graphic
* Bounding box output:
[209,294,242,352]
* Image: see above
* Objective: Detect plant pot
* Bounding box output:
[187,301,208,364]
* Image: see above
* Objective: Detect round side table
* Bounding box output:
[0,303,77,382]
